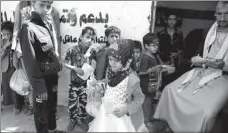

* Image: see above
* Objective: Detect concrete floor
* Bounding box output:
[1,105,85,132]
[1,104,227,133]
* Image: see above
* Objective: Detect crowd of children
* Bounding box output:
[1,1,175,133]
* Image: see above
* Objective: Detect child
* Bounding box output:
[19,1,64,133]
[139,33,164,128]
[1,21,25,115]
[132,40,142,73]
[95,26,121,80]
[88,39,145,132]
[64,26,97,131]
[12,1,60,116]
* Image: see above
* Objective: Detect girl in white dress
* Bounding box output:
[88,39,145,132]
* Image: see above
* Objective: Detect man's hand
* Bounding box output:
[205,59,225,70]
[113,105,128,118]
[37,92,48,101]
[191,55,206,67]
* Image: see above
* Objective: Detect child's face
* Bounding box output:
[108,56,123,72]
[106,33,120,46]
[1,29,12,40]
[32,1,52,18]
[147,39,159,54]
[80,31,95,48]
[133,48,141,61]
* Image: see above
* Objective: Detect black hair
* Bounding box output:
[1,21,14,33]
[142,33,158,49]
[133,40,142,51]
[79,26,96,42]
[105,26,121,37]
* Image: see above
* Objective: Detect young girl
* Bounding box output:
[64,26,97,131]
[88,39,145,132]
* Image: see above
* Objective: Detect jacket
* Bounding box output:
[157,28,184,62]
[126,72,145,130]
[19,11,58,95]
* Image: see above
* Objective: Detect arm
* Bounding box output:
[127,81,145,115]
[53,9,60,56]
[12,2,22,50]
[63,48,84,76]
[19,24,47,96]
[95,50,107,80]
[138,55,160,75]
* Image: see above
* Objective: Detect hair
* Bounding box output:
[105,26,121,37]
[216,1,228,10]
[133,40,142,51]
[143,33,158,49]
[79,26,96,42]
[166,13,177,20]
[1,21,14,33]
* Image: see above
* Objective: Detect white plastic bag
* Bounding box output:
[10,68,29,96]
[86,74,103,117]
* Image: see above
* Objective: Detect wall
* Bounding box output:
[155,1,216,37]
[1,1,152,106]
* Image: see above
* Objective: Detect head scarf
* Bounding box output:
[106,39,134,87]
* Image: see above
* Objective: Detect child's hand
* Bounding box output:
[73,67,84,75]
[113,104,128,118]
[149,65,162,73]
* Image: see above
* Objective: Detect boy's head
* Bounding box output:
[133,40,142,61]
[166,14,177,28]
[143,33,159,54]
[1,21,14,40]
[79,26,96,48]
[105,26,121,46]
[31,1,53,18]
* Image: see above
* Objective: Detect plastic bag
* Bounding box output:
[10,68,29,96]
[86,74,103,117]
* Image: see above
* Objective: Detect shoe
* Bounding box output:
[53,130,66,133]
[49,130,66,133]
[145,122,154,128]
[26,108,34,116]
[13,108,21,115]
[78,122,89,131]
[66,121,77,131]
[24,108,29,114]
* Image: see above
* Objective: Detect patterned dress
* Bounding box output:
[88,76,135,132]
[64,44,88,124]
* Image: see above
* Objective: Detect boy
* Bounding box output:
[139,33,163,128]
[132,40,142,73]
[12,1,60,116]
[1,21,24,115]
[19,1,64,133]
[95,26,121,80]
[64,26,96,132]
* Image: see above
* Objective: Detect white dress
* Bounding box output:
[88,76,136,132]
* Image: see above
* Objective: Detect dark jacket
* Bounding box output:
[157,28,184,63]
[19,12,57,96]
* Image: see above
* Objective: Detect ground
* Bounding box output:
[1,105,85,132]
[1,104,227,133]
